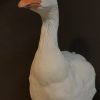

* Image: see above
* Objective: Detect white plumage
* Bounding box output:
[18,0,96,100]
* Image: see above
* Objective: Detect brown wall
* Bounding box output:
[0,0,99,100]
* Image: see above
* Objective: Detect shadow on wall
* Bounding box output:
[69,37,90,60]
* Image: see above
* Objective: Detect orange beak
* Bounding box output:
[18,0,41,8]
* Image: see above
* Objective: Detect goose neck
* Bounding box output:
[38,5,59,50]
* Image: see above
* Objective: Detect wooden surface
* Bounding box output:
[0,0,99,99]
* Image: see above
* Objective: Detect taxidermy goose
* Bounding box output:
[18,0,96,100]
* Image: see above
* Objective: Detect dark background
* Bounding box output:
[0,0,100,100]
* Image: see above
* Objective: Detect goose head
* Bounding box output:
[18,0,58,18]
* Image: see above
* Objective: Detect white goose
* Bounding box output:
[18,0,96,100]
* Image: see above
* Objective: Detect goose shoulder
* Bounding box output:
[62,51,96,85]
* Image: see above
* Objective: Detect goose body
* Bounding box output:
[18,0,96,100]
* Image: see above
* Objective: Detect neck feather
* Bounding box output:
[38,5,59,51]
